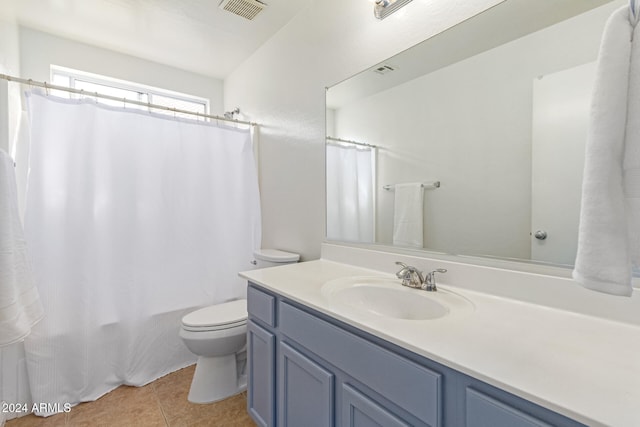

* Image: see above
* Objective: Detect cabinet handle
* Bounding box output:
[534,230,547,240]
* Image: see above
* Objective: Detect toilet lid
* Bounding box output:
[182,299,247,329]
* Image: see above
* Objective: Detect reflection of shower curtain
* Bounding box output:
[326,143,374,242]
[23,93,261,414]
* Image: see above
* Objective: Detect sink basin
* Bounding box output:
[321,276,473,321]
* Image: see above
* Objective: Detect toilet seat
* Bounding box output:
[182,299,247,332]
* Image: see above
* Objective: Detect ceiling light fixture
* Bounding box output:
[373,0,413,20]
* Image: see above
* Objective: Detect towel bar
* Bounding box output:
[383,181,440,191]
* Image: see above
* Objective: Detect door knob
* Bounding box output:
[534,230,547,240]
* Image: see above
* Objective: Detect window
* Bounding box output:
[50,66,209,120]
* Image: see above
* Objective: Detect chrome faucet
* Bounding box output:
[394,262,447,292]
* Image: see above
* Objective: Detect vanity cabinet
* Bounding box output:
[246,283,586,427]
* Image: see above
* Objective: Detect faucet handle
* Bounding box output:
[424,268,447,291]
[394,262,423,287]
[394,261,409,278]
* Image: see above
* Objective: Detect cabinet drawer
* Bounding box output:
[466,388,551,427]
[247,284,276,327]
[279,301,442,426]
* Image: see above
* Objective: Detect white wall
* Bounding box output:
[224,0,506,261]
[19,27,224,116]
[332,2,618,260]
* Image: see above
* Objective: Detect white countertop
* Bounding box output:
[240,259,640,427]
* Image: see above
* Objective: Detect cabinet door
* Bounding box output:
[342,383,411,427]
[279,342,334,427]
[466,388,552,427]
[247,320,276,427]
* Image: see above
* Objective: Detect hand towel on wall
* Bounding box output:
[393,183,424,248]
[573,6,639,297]
[0,149,44,346]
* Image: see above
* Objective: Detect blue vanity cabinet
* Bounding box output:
[246,283,587,427]
[247,283,443,427]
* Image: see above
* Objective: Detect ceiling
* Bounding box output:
[1,0,313,80]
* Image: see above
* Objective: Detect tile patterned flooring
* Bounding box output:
[6,365,256,427]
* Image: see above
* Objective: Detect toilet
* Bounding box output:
[179,248,300,403]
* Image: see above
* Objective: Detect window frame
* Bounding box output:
[50,65,210,119]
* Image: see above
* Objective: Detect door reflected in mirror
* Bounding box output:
[326,0,621,268]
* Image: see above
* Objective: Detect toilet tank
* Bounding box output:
[252,249,300,269]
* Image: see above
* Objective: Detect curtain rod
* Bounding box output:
[326,136,377,148]
[0,73,258,127]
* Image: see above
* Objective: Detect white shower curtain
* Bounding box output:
[22,93,261,414]
[326,143,375,242]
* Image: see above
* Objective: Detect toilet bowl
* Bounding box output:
[179,248,299,404]
[179,299,248,403]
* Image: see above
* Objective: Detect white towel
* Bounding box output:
[0,149,44,346]
[573,6,638,296]
[393,183,424,248]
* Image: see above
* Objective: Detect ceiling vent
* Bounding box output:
[219,0,267,21]
[373,65,396,75]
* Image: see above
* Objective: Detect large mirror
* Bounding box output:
[326,0,622,269]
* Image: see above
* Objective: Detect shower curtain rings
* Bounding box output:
[44,82,49,96]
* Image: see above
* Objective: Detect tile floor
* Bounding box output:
[6,365,256,427]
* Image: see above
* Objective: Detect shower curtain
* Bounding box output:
[22,93,261,414]
[326,143,375,242]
